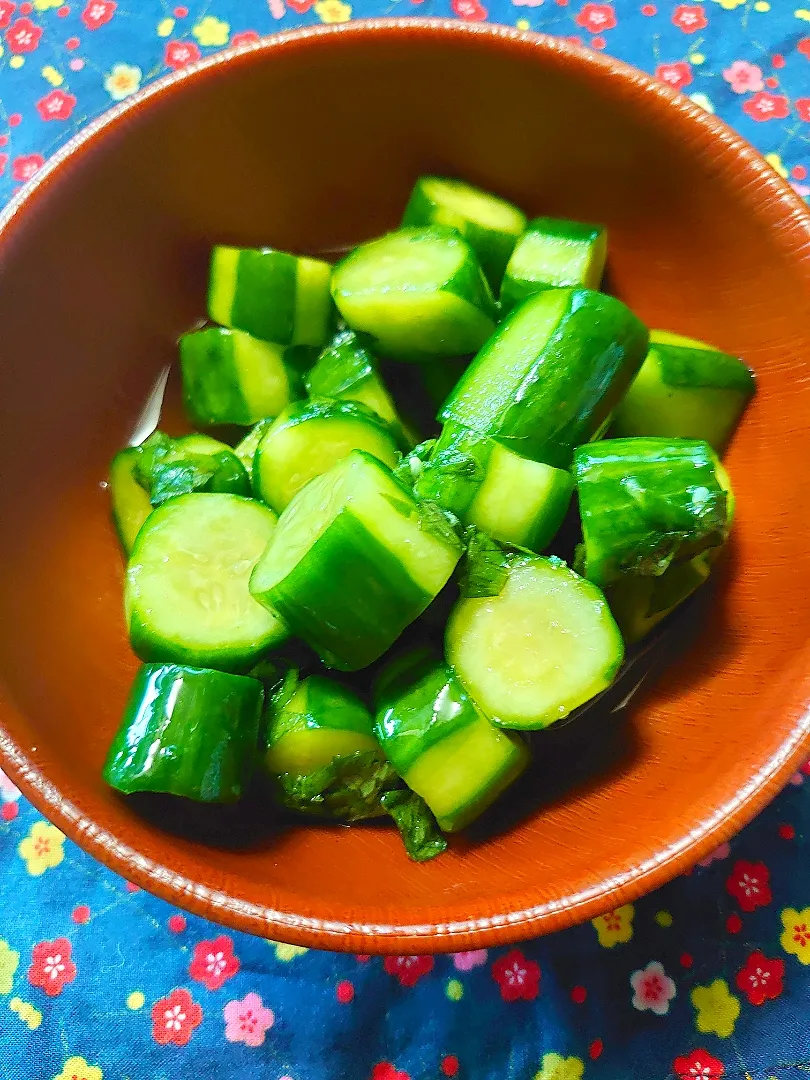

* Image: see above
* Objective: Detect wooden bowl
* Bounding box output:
[1,20,808,953]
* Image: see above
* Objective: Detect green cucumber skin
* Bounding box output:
[413,423,490,518]
[268,675,376,747]
[305,329,375,398]
[180,327,250,426]
[109,447,153,554]
[655,342,755,394]
[103,664,263,802]
[402,178,526,290]
[499,217,606,315]
[210,246,297,344]
[440,287,649,469]
[255,509,434,671]
[136,431,251,506]
[233,418,273,487]
[574,437,729,588]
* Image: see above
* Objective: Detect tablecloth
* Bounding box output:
[0,3,809,1078]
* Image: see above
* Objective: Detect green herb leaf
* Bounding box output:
[148,455,218,507]
[380,788,448,862]
[392,440,436,490]
[275,750,398,821]
[417,500,463,548]
[458,528,510,598]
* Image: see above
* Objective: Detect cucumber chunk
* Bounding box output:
[103,663,264,802]
[253,398,400,512]
[266,672,394,819]
[446,552,624,730]
[136,431,250,507]
[331,227,497,362]
[208,245,333,348]
[180,326,303,427]
[375,651,529,831]
[110,447,153,554]
[414,422,573,552]
[233,418,273,488]
[612,330,756,451]
[126,492,288,672]
[250,450,462,670]
[500,217,607,315]
[440,287,649,468]
[574,437,730,589]
[402,176,527,290]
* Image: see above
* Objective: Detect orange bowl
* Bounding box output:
[0,20,809,953]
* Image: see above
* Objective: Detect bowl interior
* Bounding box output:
[1,22,809,951]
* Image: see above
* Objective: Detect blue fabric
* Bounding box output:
[0,3,809,1078]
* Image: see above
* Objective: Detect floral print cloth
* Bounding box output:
[0,1,809,1076]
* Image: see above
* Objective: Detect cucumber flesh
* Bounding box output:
[332,227,497,362]
[109,447,153,554]
[446,555,624,729]
[612,330,755,451]
[402,176,527,290]
[233,418,273,490]
[126,492,287,672]
[180,326,301,427]
[250,450,462,670]
[103,663,263,802]
[500,217,606,315]
[305,328,403,433]
[253,398,400,512]
[440,287,649,468]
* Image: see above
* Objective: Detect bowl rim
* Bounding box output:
[1,18,810,952]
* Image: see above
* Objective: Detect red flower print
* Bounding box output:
[575,2,616,31]
[796,98,810,122]
[673,1050,724,1079]
[188,935,240,991]
[35,89,77,122]
[151,987,202,1046]
[655,61,692,91]
[0,2,15,28]
[164,39,201,69]
[742,91,790,123]
[28,937,77,997]
[799,38,810,59]
[725,860,772,911]
[286,0,314,10]
[452,0,487,18]
[81,0,115,28]
[735,951,784,1006]
[231,30,260,46]
[5,16,40,52]
[383,954,434,987]
[371,1066,410,1080]
[12,153,44,182]
[671,4,706,33]
[0,155,8,178]
[491,948,541,1002]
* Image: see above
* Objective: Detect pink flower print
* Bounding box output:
[722,60,764,95]
[452,950,488,971]
[630,960,677,1015]
[697,842,730,868]
[0,767,20,803]
[223,992,274,1047]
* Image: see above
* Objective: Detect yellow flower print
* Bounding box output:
[34,0,63,8]
[0,941,19,994]
[592,904,634,947]
[193,16,230,47]
[9,997,42,1030]
[691,978,740,1038]
[104,63,142,102]
[157,17,175,37]
[711,0,745,8]
[267,939,308,961]
[315,0,352,22]
[18,820,65,876]
[780,906,810,963]
[41,65,64,87]
[53,1057,103,1080]
[796,9,810,23]
[534,1052,585,1080]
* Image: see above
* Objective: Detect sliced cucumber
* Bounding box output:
[103,664,263,802]
[180,326,302,427]
[402,176,526,290]
[233,418,273,485]
[331,227,497,362]
[612,329,756,451]
[208,245,333,348]
[110,447,153,554]
[573,437,730,588]
[126,492,287,672]
[440,287,649,468]
[250,450,462,670]
[446,553,624,729]
[607,553,711,644]
[136,431,250,507]
[415,422,573,552]
[500,217,607,315]
[374,651,529,831]
[253,398,400,512]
